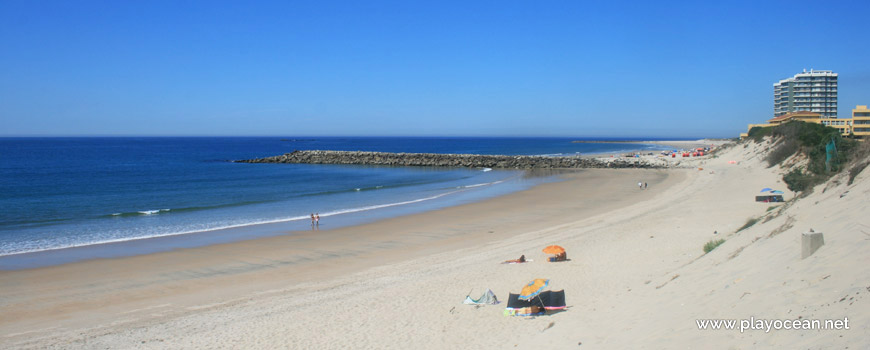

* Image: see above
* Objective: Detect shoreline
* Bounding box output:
[1,138,713,268]
[0,169,546,269]
[0,168,676,344]
[0,137,712,265]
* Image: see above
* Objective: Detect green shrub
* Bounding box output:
[753,121,863,192]
[704,239,726,254]
[748,126,772,141]
[767,121,855,175]
[737,217,759,232]
[783,168,820,192]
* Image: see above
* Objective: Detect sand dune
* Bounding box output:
[1,139,867,349]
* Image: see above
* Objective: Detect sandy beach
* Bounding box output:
[1,140,868,349]
[582,139,732,168]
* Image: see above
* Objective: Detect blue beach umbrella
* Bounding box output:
[770,190,784,194]
[760,188,772,193]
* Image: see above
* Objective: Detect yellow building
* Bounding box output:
[740,112,821,139]
[852,105,870,138]
[767,111,822,125]
[740,108,863,139]
[740,123,775,139]
[819,118,851,135]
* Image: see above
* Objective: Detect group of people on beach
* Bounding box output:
[310,213,320,229]
[638,181,648,190]
[548,251,567,262]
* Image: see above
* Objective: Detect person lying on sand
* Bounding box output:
[503,254,526,264]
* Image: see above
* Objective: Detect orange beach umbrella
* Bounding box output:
[519,278,550,301]
[542,245,565,255]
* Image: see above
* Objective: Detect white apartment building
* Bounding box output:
[774,69,838,118]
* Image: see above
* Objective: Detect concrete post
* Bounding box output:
[801,229,824,259]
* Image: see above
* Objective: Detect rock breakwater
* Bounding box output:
[237,150,663,169]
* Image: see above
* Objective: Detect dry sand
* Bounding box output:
[1,140,868,349]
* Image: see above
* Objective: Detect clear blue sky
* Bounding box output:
[1,1,868,138]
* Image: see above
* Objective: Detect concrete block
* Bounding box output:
[801,229,824,259]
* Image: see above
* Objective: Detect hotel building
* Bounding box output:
[739,70,865,140]
[774,69,838,118]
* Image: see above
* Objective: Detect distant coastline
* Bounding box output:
[572,138,730,144]
[571,140,651,143]
[574,139,731,152]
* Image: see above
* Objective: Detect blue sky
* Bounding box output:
[1,1,868,138]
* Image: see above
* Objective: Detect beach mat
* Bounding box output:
[504,293,544,316]
[505,293,545,308]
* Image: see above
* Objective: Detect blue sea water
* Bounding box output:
[0,137,675,267]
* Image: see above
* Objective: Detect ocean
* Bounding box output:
[0,137,675,268]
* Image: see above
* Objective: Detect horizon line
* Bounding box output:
[0,134,722,140]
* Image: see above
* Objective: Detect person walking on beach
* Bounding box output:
[644,182,648,189]
[315,213,320,228]
[310,213,315,228]
[638,181,643,190]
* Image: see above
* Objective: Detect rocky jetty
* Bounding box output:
[236,150,663,169]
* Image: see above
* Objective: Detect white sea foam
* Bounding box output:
[0,214,312,257]
[456,180,503,189]
[463,182,490,189]
[138,209,171,215]
[0,187,484,257]
[481,168,492,172]
[319,190,463,217]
